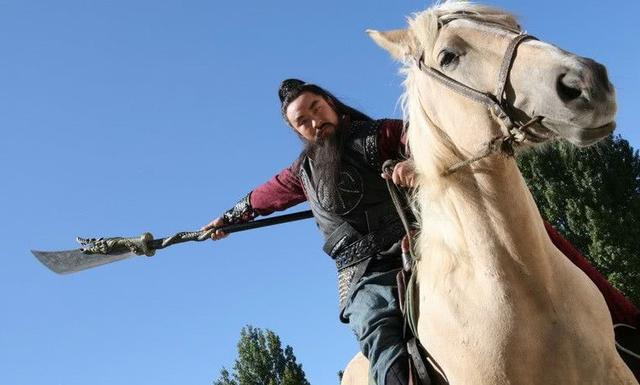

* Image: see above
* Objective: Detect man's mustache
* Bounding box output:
[314,123,336,140]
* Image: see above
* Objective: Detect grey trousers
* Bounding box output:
[343,266,407,385]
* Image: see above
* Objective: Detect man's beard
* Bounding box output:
[302,122,348,205]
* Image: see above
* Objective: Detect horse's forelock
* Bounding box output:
[407,1,521,61]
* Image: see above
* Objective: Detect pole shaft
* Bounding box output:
[220,210,314,234]
[148,210,314,250]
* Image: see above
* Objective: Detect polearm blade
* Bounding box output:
[31,249,135,275]
[32,210,314,275]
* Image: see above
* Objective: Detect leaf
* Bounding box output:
[214,326,311,385]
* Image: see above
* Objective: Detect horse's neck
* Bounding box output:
[419,156,556,278]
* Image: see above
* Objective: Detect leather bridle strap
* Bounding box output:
[494,33,537,122]
[416,32,536,135]
[414,26,540,175]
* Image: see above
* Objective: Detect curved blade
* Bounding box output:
[31,249,135,275]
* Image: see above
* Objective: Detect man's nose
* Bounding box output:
[312,119,324,130]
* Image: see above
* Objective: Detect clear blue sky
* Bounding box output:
[1,1,638,384]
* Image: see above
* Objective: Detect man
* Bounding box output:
[204,78,416,385]
[203,79,639,384]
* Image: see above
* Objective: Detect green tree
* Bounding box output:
[214,326,311,385]
[517,135,640,304]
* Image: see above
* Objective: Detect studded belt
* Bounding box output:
[333,221,405,271]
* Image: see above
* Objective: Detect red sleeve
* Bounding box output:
[249,164,307,216]
[378,119,408,161]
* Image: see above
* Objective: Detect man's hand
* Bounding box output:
[382,160,417,188]
[200,217,228,241]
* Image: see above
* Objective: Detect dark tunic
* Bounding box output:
[248,119,408,311]
[248,119,406,216]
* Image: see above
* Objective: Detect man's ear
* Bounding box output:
[367,29,416,62]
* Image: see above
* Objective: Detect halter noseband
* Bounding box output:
[415,16,543,176]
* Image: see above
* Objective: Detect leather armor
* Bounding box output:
[299,120,405,312]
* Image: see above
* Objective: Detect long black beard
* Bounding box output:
[301,122,349,203]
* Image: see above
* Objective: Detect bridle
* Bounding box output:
[414,15,544,176]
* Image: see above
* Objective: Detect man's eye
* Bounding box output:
[438,49,459,69]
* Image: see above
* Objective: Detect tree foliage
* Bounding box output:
[214,326,311,385]
[517,135,640,304]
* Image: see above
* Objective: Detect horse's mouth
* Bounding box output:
[587,121,617,135]
[521,120,557,143]
[534,118,616,147]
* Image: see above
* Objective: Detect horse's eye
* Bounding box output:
[438,49,459,69]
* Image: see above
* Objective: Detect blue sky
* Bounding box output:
[1,1,638,384]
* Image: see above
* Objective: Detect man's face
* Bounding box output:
[286,91,340,143]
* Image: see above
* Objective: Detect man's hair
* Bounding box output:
[278,79,372,126]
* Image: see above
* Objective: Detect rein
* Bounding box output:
[414,17,543,176]
[382,160,449,384]
[382,159,416,266]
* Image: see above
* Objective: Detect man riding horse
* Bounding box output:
[202,79,639,385]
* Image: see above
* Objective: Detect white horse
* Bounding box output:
[343,1,636,384]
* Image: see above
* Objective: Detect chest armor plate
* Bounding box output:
[300,120,400,241]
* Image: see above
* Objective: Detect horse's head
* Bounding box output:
[369,1,616,168]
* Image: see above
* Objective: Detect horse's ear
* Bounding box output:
[367,29,415,62]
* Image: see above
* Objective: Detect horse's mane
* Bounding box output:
[405,1,521,66]
[400,1,523,274]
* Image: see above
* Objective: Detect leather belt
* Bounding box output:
[333,221,405,271]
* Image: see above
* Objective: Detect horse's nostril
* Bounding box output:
[556,73,584,103]
[593,62,612,93]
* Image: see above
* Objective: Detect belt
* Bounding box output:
[332,221,405,271]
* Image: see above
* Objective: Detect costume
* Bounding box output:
[246,119,407,306]
[224,118,411,384]
[221,117,639,384]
